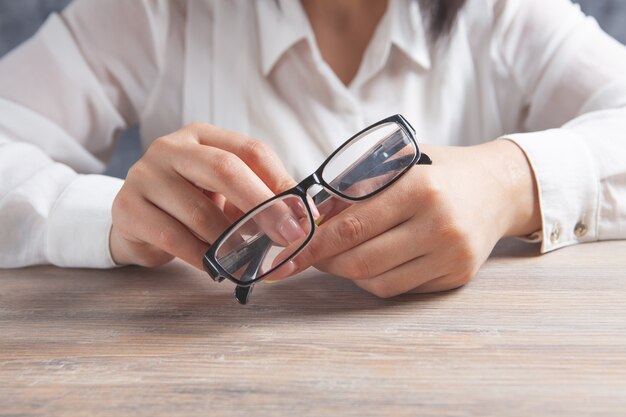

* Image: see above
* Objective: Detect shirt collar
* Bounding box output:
[256,0,309,76]
[389,0,432,70]
[255,0,432,77]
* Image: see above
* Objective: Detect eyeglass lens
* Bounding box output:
[321,122,417,199]
[214,195,314,284]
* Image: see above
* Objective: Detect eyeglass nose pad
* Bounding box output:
[417,152,432,165]
[234,284,253,305]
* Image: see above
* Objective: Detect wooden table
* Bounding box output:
[1,239,625,416]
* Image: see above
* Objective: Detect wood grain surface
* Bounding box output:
[1,239,625,416]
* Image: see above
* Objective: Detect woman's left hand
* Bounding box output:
[268,140,541,297]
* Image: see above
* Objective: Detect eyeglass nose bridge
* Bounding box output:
[294,172,323,196]
[293,171,337,210]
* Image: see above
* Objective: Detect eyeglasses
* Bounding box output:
[203,114,431,304]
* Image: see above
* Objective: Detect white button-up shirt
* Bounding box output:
[1,0,625,268]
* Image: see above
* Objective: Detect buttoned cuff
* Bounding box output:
[47,174,124,268]
[501,129,600,253]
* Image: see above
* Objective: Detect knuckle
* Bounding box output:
[139,246,175,267]
[136,253,170,268]
[157,227,179,253]
[340,256,373,280]
[451,238,481,281]
[394,179,415,207]
[441,222,466,243]
[272,175,296,194]
[126,160,148,180]
[185,121,211,133]
[299,238,322,265]
[455,272,474,286]
[112,192,130,214]
[241,140,294,192]
[417,173,443,205]
[148,136,171,154]
[111,196,137,235]
[150,134,189,157]
[453,230,475,263]
[423,184,442,206]
[434,274,472,292]
[188,199,212,229]
[456,241,475,266]
[145,136,183,164]
[335,214,368,246]
[242,139,272,164]
[363,279,396,299]
[212,154,242,181]
[443,270,475,291]
[184,122,202,131]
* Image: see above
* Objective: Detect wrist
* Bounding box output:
[484,139,542,237]
[109,226,131,266]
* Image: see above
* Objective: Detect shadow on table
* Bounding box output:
[2,237,540,338]
[489,238,541,258]
[4,263,455,328]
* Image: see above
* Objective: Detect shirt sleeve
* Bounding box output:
[491,0,626,252]
[0,0,169,268]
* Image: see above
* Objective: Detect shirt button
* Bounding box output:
[550,224,561,244]
[574,221,588,238]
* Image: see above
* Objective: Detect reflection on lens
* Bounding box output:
[321,122,417,199]
[215,195,313,283]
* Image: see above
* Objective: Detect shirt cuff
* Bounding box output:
[501,129,600,253]
[47,174,124,268]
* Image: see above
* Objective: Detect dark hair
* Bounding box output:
[419,0,468,41]
[276,1,467,41]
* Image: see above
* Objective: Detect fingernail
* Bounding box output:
[278,214,306,243]
[265,260,297,283]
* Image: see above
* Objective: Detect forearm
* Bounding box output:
[0,1,168,268]
[504,106,626,251]
[493,0,626,251]
[0,139,123,268]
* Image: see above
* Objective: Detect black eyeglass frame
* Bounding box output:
[203,114,431,301]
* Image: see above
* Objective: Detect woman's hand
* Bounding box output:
[269,140,541,297]
[109,123,296,270]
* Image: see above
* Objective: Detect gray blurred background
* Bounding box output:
[1,0,626,178]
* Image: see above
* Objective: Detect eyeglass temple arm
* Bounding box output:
[235,285,253,305]
[232,235,273,304]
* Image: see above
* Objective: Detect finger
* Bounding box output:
[263,258,298,282]
[203,192,246,223]
[290,186,415,272]
[204,190,226,211]
[353,254,445,299]
[314,196,349,225]
[217,196,310,255]
[314,219,429,280]
[171,144,309,247]
[142,169,232,243]
[124,197,210,270]
[184,123,297,193]
[171,142,277,212]
[410,274,468,294]
[222,200,245,223]
[110,226,174,267]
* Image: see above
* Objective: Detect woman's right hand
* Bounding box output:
[109,123,297,270]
